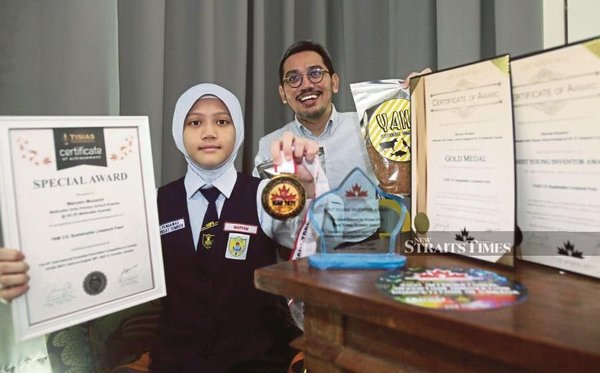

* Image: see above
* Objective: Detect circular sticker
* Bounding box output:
[367,98,411,162]
[262,174,305,219]
[83,271,107,296]
[376,267,526,311]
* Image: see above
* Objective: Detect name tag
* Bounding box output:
[160,219,185,235]
[224,222,258,235]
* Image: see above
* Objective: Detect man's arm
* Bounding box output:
[256,132,320,248]
[252,138,269,178]
[253,131,283,178]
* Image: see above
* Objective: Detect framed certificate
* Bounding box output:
[410,56,516,265]
[513,37,600,278]
[0,117,165,340]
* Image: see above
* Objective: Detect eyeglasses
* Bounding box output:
[282,67,330,88]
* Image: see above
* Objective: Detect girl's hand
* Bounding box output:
[0,248,30,303]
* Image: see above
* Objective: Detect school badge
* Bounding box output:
[202,233,215,249]
[262,174,305,219]
[226,233,250,260]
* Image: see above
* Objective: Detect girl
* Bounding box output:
[151,83,316,372]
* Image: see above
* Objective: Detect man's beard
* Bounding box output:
[297,105,328,123]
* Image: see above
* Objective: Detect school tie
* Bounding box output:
[198,187,220,252]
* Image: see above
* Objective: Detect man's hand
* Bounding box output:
[270,131,319,198]
[401,67,432,89]
[0,248,30,302]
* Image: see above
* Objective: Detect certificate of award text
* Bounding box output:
[411,56,515,264]
[0,117,165,340]
[513,38,600,278]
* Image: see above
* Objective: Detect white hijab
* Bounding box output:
[172,83,244,184]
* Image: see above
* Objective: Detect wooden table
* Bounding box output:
[255,254,600,372]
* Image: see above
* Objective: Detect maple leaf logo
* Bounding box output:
[557,240,584,259]
[271,185,297,202]
[455,227,474,242]
[345,183,368,197]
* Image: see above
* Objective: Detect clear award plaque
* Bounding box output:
[308,168,408,270]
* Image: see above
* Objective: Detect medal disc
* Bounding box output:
[262,174,305,219]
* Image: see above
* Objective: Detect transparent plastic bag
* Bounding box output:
[350,79,411,195]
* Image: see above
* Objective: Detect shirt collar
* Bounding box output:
[184,166,237,200]
[293,104,339,139]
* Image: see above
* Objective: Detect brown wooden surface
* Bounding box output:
[255,254,600,372]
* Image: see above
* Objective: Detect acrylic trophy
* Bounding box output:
[308,167,408,269]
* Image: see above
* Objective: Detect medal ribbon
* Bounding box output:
[263,152,329,330]
[282,155,329,330]
[289,158,329,260]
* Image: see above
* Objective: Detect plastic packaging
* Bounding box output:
[350,79,411,195]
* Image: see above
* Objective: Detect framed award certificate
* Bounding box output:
[0,117,166,340]
[410,56,516,265]
[513,37,600,279]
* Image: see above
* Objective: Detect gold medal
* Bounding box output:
[262,174,305,219]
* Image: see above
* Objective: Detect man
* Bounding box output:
[254,42,430,371]
[254,40,430,189]
[255,40,430,259]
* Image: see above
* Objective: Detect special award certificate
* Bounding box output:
[513,37,600,278]
[411,56,515,265]
[0,117,165,340]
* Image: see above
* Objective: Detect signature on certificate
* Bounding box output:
[44,282,75,307]
[432,222,450,230]
[118,264,140,286]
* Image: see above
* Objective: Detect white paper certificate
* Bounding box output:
[411,56,515,264]
[513,38,600,278]
[0,117,165,340]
